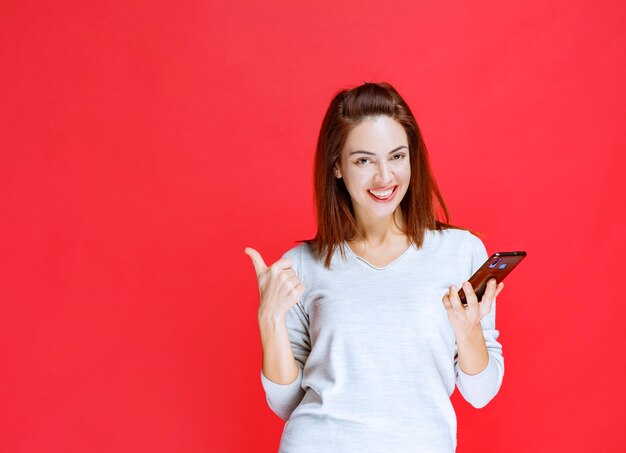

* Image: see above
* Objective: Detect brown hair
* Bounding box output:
[298,81,474,268]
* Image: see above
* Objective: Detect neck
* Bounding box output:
[353,208,406,247]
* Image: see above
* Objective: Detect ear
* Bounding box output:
[333,162,342,179]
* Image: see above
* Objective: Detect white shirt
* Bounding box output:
[260,228,504,453]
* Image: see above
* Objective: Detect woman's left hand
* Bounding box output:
[441,278,504,336]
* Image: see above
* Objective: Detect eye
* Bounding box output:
[356,157,371,165]
[392,153,406,160]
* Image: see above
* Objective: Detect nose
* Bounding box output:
[373,161,394,186]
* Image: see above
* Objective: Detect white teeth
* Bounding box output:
[368,187,395,198]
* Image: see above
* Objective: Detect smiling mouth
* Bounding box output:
[367,185,397,201]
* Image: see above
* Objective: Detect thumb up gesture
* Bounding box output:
[244,247,305,320]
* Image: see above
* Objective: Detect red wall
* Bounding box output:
[1,1,625,451]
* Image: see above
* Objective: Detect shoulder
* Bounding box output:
[280,242,316,278]
[280,242,304,263]
[454,230,489,273]
[460,229,486,253]
[426,227,482,248]
[428,228,487,262]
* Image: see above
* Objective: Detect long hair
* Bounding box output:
[298,81,473,268]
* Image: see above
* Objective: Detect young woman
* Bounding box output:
[245,82,505,452]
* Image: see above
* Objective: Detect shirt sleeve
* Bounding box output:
[260,244,312,421]
[454,233,505,409]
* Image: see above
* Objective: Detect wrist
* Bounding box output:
[454,324,484,342]
[258,308,285,326]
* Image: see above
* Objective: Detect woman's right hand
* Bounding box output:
[244,247,305,320]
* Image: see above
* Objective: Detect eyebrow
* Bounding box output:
[349,145,408,156]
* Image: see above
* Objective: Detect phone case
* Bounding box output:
[458,251,527,305]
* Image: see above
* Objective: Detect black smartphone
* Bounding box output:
[458,251,527,305]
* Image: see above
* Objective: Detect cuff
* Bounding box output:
[457,353,499,384]
[260,367,303,393]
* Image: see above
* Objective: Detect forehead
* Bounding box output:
[344,116,408,153]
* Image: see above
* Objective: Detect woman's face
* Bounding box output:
[335,115,411,224]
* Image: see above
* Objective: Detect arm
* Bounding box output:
[454,234,505,409]
[259,246,311,421]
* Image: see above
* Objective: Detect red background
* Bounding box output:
[2,1,625,451]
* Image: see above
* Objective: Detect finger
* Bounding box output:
[287,274,301,286]
[273,257,293,271]
[448,285,465,311]
[284,268,296,278]
[495,281,504,298]
[480,279,497,316]
[481,278,497,303]
[441,293,453,310]
[462,281,479,311]
[244,247,268,277]
[294,283,305,300]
